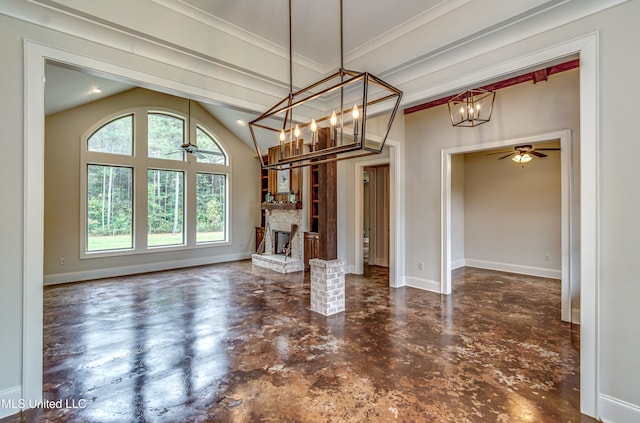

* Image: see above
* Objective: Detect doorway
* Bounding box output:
[364,165,390,267]
[24,33,599,416]
[442,130,574,322]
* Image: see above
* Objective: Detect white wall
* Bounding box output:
[451,154,465,268]
[0,13,27,409]
[462,141,562,276]
[405,69,579,283]
[44,88,259,282]
[403,1,640,416]
[2,0,640,420]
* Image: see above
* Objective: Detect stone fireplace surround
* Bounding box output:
[252,208,303,273]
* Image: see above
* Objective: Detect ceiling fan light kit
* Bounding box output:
[486,144,561,165]
[512,152,532,164]
[447,88,495,127]
[249,0,402,170]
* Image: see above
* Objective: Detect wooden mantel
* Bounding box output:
[261,202,302,210]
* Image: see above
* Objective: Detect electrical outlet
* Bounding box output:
[544,254,550,262]
[60,257,66,265]
[418,262,424,270]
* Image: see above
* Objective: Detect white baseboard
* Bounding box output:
[451,258,465,270]
[464,258,561,279]
[404,276,441,293]
[600,393,640,423]
[0,385,22,419]
[43,252,253,285]
[390,275,405,288]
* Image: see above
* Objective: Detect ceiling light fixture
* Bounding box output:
[249,0,403,170]
[447,88,495,127]
[512,152,532,164]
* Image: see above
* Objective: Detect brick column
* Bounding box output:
[310,258,345,316]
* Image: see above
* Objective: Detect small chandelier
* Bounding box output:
[447,88,495,127]
[249,0,403,170]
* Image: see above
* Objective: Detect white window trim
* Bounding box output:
[80,106,231,259]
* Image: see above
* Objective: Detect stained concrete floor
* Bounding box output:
[2,262,596,422]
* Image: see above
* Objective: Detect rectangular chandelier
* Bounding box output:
[249,69,402,170]
[447,88,495,127]
[249,0,402,170]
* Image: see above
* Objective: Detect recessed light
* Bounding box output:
[236,119,246,126]
[91,87,102,94]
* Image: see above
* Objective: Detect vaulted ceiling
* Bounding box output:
[11,0,618,146]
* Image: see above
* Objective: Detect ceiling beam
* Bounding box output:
[403,58,579,115]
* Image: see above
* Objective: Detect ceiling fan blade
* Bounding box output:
[196,149,224,156]
[535,148,561,151]
[530,151,547,157]
[498,152,515,160]
[485,150,513,155]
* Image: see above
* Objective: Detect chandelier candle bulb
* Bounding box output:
[352,104,359,143]
[279,129,285,156]
[310,119,317,151]
[294,125,300,154]
[330,111,337,147]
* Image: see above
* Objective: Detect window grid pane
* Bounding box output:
[88,115,133,156]
[195,127,226,165]
[196,173,226,243]
[148,113,185,161]
[147,169,185,247]
[86,165,133,251]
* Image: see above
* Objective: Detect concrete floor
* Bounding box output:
[1,262,596,422]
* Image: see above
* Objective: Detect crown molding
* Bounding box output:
[335,0,471,70]
[151,0,325,73]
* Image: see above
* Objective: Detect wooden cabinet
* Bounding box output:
[304,231,319,268]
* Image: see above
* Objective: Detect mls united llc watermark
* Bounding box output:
[2,398,88,410]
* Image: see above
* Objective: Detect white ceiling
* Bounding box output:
[178,0,448,65]
[36,0,596,148]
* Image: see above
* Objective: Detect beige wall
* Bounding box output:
[401,1,640,408]
[462,141,562,272]
[404,69,579,283]
[44,88,260,281]
[3,0,640,418]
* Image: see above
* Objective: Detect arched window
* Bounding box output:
[81,107,230,257]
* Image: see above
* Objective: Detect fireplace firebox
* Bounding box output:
[274,230,291,256]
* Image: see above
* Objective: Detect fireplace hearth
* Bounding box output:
[252,209,303,273]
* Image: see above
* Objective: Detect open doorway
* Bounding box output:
[24,34,599,416]
[364,165,390,268]
[442,130,574,323]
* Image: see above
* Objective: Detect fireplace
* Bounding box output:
[251,209,304,273]
[274,230,291,256]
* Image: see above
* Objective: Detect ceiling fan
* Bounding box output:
[487,144,560,163]
[179,142,223,160]
[174,99,223,160]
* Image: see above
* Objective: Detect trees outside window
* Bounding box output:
[196,173,226,243]
[86,165,133,251]
[148,169,184,247]
[81,106,229,256]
